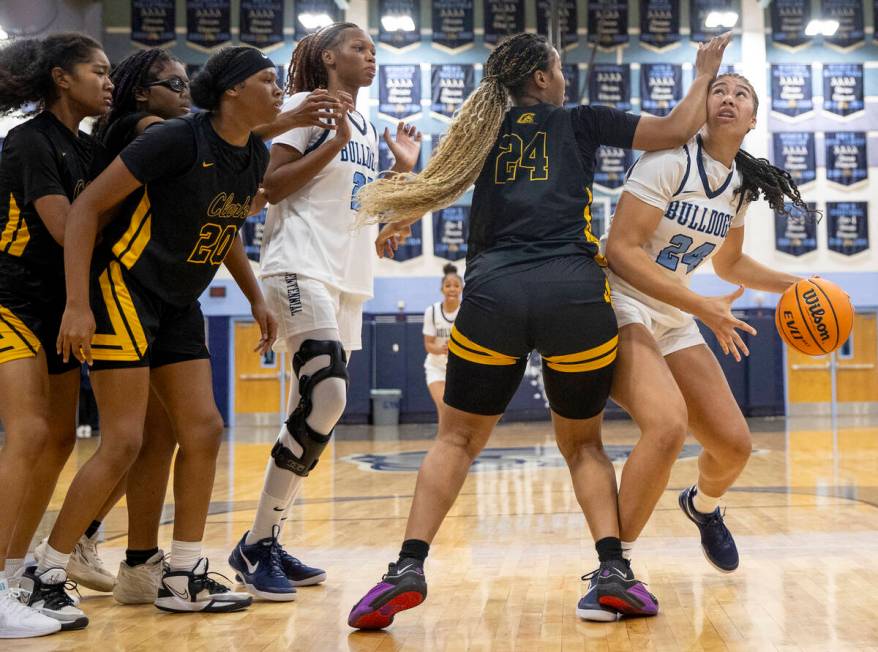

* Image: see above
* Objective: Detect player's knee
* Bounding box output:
[306,376,347,434]
[180,412,224,457]
[438,423,486,460]
[722,429,752,467]
[42,429,76,461]
[5,416,52,460]
[98,430,145,469]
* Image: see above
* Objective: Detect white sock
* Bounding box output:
[169,540,202,571]
[693,484,721,514]
[5,558,24,578]
[36,544,70,575]
[621,540,636,562]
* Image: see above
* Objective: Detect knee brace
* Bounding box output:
[271,340,349,477]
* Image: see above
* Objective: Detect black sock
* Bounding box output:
[125,547,159,567]
[595,537,624,563]
[84,520,101,539]
[398,539,429,564]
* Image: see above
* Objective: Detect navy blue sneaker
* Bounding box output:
[277,547,326,586]
[228,531,297,601]
[575,571,617,622]
[578,560,658,620]
[679,485,739,572]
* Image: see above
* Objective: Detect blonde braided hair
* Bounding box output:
[358,33,554,224]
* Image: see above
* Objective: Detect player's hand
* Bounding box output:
[334,100,353,146]
[693,285,757,362]
[249,187,268,215]
[250,299,277,355]
[694,31,732,80]
[57,304,96,365]
[439,342,449,355]
[375,223,412,259]
[280,89,343,130]
[384,122,422,173]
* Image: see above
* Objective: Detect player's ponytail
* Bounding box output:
[0,32,102,114]
[734,149,818,219]
[357,33,554,225]
[286,22,359,95]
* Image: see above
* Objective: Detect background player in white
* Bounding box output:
[596,74,814,616]
[228,22,421,601]
[423,264,462,416]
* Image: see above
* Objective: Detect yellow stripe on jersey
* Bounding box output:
[0,304,41,365]
[112,191,152,269]
[448,325,519,366]
[0,195,30,257]
[91,261,148,361]
[583,188,607,267]
[543,334,618,373]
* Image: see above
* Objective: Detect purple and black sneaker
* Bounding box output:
[583,559,658,618]
[348,559,427,630]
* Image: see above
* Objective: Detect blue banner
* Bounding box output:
[379,0,421,49]
[640,63,682,117]
[378,65,422,121]
[431,64,475,120]
[240,0,284,48]
[241,211,266,262]
[294,0,341,41]
[772,132,816,187]
[639,0,681,50]
[186,0,231,50]
[433,206,469,261]
[430,133,443,161]
[588,0,629,48]
[827,202,869,255]
[432,0,474,51]
[589,64,631,111]
[826,131,868,186]
[594,146,633,191]
[770,63,813,118]
[589,200,609,239]
[774,202,817,256]
[536,0,578,48]
[770,0,811,50]
[823,0,865,50]
[388,219,423,262]
[822,63,864,117]
[483,0,525,45]
[563,64,581,108]
[689,0,732,43]
[131,0,176,48]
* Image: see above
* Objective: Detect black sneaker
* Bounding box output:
[17,567,88,631]
[348,558,427,629]
[581,560,658,618]
[155,558,253,613]
[679,485,739,572]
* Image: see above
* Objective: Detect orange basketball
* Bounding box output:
[775,278,854,356]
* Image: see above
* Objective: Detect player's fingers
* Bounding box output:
[725,284,745,303]
[735,318,757,336]
[728,339,741,362]
[82,340,93,366]
[383,126,392,145]
[731,331,750,357]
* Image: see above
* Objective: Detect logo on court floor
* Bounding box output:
[342,445,702,473]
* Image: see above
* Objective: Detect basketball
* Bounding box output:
[775,278,854,355]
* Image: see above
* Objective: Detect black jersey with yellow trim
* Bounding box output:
[0,111,97,280]
[98,112,268,307]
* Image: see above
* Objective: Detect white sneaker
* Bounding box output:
[114,551,164,604]
[155,558,252,613]
[35,535,116,592]
[16,567,88,630]
[0,590,62,639]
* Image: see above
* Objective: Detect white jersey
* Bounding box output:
[602,134,748,328]
[423,301,459,370]
[260,92,379,298]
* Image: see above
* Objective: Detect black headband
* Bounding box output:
[215,48,274,92]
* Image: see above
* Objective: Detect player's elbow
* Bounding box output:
[261,175,284,204]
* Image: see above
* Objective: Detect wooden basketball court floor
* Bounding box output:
[8,414,878,651]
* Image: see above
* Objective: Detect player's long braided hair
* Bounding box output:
[0,32,103,114]
[286,22,360,94]
[357,33,553,224]
[715,73,816,218]
[95,49,178,140]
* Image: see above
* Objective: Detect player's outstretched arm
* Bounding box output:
[712,226,801,293]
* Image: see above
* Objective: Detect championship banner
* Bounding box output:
[689,0,732,43]
[772,132,816,187]
[588,200,609,239]
[483,0,525,45]
[563,64,581,108]
[387,219,423,262]
[431,64,475,121]
[594,146,634,191]
[774,202,817,256]
[433,206,469,261]
[823,0,865,50]
[770,0,811,50]
[241,212,266,262]
[379,0,421,50]
[639,0,681,50]
[536,0,578,49]
[186,0,231,51]
[587,0,629,49]
[770,63,813,119]
[131,0,176,48]
[294,0,341,41]
[825,131,868,187]
[432,0,474,53]
[378,65,422,122]
[822,63,864,118]
[640,63,682,116]
[827,202,869,255]
[239,0,283,49]
[588,64,631,111]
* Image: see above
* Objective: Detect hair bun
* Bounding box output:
[442,263,458,275]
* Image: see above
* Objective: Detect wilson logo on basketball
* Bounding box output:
[775,278,854,356]
[802,289,830,342]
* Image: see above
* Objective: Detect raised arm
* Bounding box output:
[252,89,344,141]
